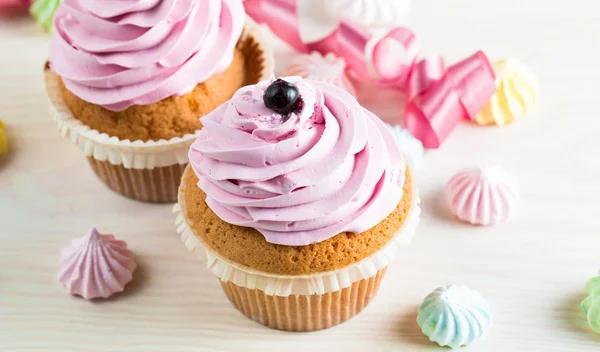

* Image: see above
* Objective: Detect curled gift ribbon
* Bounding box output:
[244,0,496,148]
[405,52,496,148]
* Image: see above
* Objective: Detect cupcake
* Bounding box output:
[44,0,273,203]
[174,77,420,331]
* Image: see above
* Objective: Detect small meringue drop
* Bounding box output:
[582,271,600,334]
[418,285,492,348]
[446,166,519,226]
[285,52,356,97]
[58,228,136,299]
[0,121,8,155]
[325,0,410,28]
[475,58,539,126]
[30,0,61,33]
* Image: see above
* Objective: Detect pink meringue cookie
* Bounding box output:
[58,228,136,299]
[446,166,519,226]
[48,0,245,111]
[285,52,356,97]
[189,77,406,246]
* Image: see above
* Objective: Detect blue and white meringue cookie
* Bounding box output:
[385,123,424,170]
[417,285,492,348]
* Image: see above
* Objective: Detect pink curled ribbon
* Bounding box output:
[244,0,497,148]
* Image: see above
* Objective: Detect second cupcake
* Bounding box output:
[175,77,420,331]
[44,0,273,202]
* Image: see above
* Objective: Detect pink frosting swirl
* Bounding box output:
[49,0,245,111]
[189,77,407,246]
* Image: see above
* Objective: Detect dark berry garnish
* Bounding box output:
[263,79,302,116]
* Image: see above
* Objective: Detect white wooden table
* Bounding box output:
[1,1,599,351]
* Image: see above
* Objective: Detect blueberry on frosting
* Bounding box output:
[263,79,303,116]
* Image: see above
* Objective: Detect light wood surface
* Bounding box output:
[1,1,599,351]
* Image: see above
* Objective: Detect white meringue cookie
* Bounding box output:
[326,0,410,28]
[285,52,356,96]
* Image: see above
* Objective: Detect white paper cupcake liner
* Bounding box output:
[44,16,274,170]
[173,183,420,297]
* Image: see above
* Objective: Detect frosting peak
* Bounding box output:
[189,78,406,246]
[49,0,245,111]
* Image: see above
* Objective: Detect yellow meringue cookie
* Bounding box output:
[475,58,539,126]
[0,121,7,155]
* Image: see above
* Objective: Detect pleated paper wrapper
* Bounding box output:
[220,267,388,331]
[43,17,274,203]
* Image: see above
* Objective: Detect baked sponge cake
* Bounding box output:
[175,77,420,331]
[44,0,273,202]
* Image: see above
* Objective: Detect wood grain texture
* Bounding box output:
[1,1,600,351]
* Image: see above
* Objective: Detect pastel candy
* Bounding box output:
[475,58,539,126]
[0,121,7,155]
[446,166,519,226]
[58,228,136,299]
[418,285,492,348]
[582,272,600,334]
[30,0,61,33]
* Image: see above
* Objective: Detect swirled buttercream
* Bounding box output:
[189,77,406,246]
[49,0,244,111]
